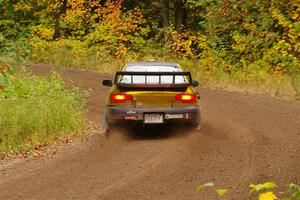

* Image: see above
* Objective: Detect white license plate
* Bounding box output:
[144,114,163,124]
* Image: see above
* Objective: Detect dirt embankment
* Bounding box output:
[0,64,299,200]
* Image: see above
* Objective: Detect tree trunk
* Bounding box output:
[175,0,184,33]
[159,0,169,28]
[53,0,68,39]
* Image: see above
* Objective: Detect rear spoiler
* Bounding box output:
[114,71,193,88]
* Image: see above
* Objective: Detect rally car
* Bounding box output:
[102,61,201,135]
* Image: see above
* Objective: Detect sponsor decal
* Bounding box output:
[124,116,137,120]
[165,114,184,119]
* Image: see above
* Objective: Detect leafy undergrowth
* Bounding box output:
[197,181,300,200]
[0,56,87,153]
[29,42,299,101]
[178,58,299,100]
[0,121,102,162]
[1,0,299,101]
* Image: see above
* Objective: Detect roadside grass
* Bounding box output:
[29,38,122,73]
[0,57,87,152]
[29,42,299,100]
[178,58,298,100]
[0,97,85,152]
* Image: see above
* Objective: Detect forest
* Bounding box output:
[1,0,299,96]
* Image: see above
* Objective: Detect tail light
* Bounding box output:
[111,94,132,103]
[175,94,197,103]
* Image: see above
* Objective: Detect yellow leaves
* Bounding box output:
[32,26,54,41]
[289,0,300,20]
[259,192,278,200]
[243,22,257,31]
[167,30,208,58]
[13,2,32,12]
[291,12,299,20]
[249,182,278,196]
[270,6,293,29]
[74,3,148,58]
[271,63,285,74]
[0,60,8,74]
[196,182,229,198]
[114,44,128,59]
[232,34,247,53]
[119,34,128,42]
[215,189,229,197]
[249,183,279,200]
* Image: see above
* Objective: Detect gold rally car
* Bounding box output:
[102,61,201,135]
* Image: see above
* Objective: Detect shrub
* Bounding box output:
[0,60,87,152]
[29,38,123,73]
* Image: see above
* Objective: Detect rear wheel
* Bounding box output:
[103,112,111,138]
[104,127,111,138]
[192,121,201,130]
[191,114,201,130]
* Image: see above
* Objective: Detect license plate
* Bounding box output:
[144,114,163,124]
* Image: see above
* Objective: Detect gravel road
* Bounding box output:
[0,64,299,200]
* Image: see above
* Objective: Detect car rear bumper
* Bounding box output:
[105,106,201,125]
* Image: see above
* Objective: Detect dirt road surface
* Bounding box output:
[0,65,299,200]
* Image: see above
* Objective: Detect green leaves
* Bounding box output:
[0,59,86,153]
[196,182,214,191]
[249,182,278,196]
[196,181,300,200]
[197,182,229,198]
[215,189,229,197]
[288,183,300,200]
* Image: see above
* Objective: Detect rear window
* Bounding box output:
[120,65,186,84]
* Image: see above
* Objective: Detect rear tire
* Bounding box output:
[104,112,111,138]
[193,122,201,130]
[192,114,201,130]
[104,128,111,138]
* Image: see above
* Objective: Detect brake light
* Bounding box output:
[175,94,196,103]
[111,94,132,103]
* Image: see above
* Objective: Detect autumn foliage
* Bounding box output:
[0,0,299,98]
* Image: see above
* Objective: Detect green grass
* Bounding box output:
[29,41,300,100]
[0,60,87,152]
[0,97,85,152]
[177,58,299,100]
[29,38,123,73]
